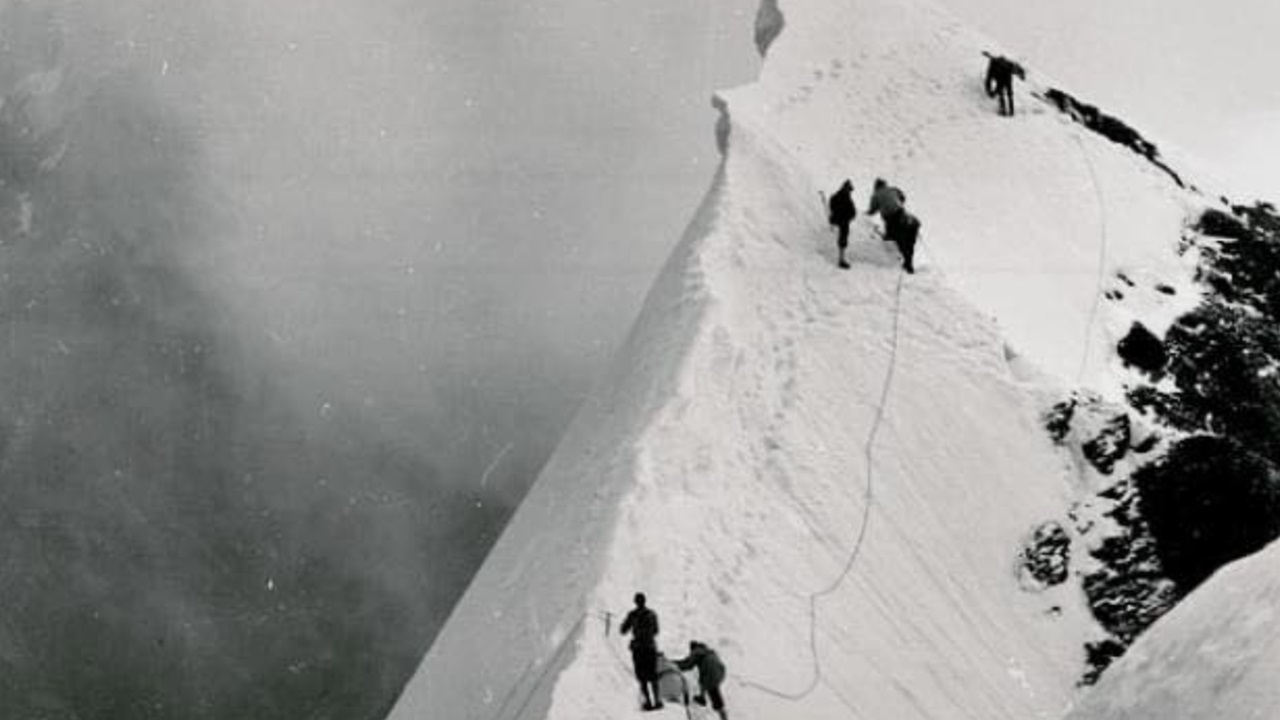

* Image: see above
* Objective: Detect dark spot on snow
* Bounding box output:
[1196,207,1250,240]
[1081,637,1127,687]
[1019,521,1071,589]
[1042,87,1185,188]
[1082,414,1131,475]
[1043,397,1076,444]
[1117,323,1166,375]
[1077,479,1179,683]
[1135,436,1280,590]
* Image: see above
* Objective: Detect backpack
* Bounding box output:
[655,656,688,703]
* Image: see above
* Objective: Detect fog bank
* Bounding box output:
[0,0,755,718]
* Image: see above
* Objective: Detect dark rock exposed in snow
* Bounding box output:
[1116,323,1165,375]
[1135,436,1280,590]
[1019,521,1071,589]
[1042,87,1184,188]
[1082,414,1132,475]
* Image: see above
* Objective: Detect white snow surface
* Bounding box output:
[1065,539,1280,720]
[388,0,1210,719]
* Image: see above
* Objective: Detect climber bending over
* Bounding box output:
[868,178,921,274]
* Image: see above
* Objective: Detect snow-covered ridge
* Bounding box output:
[387,0,1208,717]
[1065,537,1280,720]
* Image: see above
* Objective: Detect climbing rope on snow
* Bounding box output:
[484,89,1114,720]
[873,112,1111,374]
[1071,132,1110,383]
[735,269,907,706]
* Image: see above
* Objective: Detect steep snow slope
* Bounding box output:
[929,0,1280,201]
[1064,539,1280,720]
[388,0,1205,719]
[741,0,1199,389]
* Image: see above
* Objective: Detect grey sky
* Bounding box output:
[0,2,757,717]
[170,0,758,502]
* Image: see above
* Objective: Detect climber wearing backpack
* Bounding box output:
[984,52,1025,117]
[620,592,663,711]
[675,640,729,720]
[868,178,920,274]
[828,179,857,269]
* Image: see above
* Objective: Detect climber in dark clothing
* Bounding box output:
[868,178,920,274]
[676,640,728,720]
[620,592,662,710]
[828,179,857,269]
[984,53,1025,117]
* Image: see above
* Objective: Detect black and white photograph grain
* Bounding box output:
[2,1,1278,719]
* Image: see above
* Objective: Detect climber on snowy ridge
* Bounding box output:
[675,640,729,720]
[620,592,663,711]
[828,179,857,269]
[983,52,1025,117]
[867,178,921,274]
